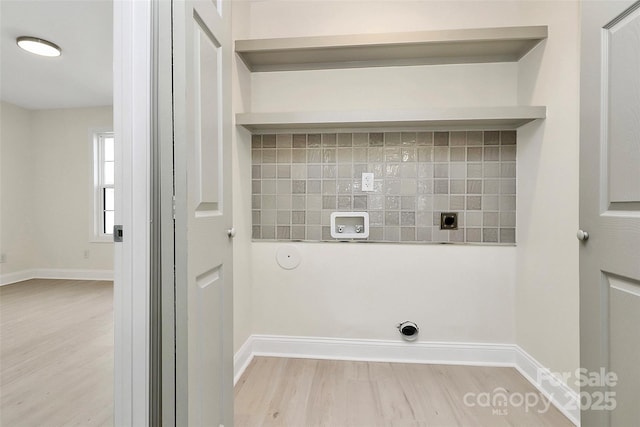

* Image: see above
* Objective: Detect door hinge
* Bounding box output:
[113,225,124,242]
[172,195,176,219]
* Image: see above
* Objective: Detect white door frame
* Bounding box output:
[113,0,152,425]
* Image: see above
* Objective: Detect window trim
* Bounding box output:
[92,129,115,242]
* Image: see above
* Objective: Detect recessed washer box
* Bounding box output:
[330,212,369,239]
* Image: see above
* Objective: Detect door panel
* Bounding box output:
[607,8,640,202]
[173,0,233,426]
[580,1,640,426]
[194,19,222,213]
[609,279,640,426]
[195,265,224,425]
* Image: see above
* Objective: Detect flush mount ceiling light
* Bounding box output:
[16,36,61,57]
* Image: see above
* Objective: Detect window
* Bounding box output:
[93,131,115,240]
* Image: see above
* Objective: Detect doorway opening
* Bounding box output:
[0,1,115,424]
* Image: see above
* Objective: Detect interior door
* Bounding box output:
[580,1,640,426]
[172,0,234,426]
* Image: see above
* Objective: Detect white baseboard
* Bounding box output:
[250,334,516,366]
[234,334,579,426]
[34,268,114,281]
[0,268,113,285]
[233,336,255,386]
[0,269,35,286]
[514,346,580,426]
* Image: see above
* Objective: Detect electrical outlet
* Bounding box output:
[0,253,6,263]
[83,250,90,259]
[362,172,374,192]
[440,212,458,230]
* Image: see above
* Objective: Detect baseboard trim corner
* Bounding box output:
[233,336,255,386]
[0,269,35,286]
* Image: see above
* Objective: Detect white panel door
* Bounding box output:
[580,2,640,426]
[173,0,233,426]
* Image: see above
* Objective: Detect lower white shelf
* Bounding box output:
[236,106,546,133]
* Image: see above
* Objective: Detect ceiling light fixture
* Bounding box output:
[16,36,62,57]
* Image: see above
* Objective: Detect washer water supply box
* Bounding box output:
[330,212,369,239]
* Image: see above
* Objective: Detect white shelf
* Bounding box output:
[236,106,547,132]
[236,26,547,72]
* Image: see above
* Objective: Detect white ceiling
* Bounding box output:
[0,0,112,110]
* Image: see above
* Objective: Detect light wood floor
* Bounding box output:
[235,357,575,427]
[0,279,113,427]
[2,280,574,427]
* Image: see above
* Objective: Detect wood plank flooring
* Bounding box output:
[235,357,575,427]
[2,279,574,427]
[0,279,113,427]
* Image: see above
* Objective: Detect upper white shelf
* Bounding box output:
[236,26,548,72]
[236,106,547,132]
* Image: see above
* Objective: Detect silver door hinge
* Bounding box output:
[172,195,176,219]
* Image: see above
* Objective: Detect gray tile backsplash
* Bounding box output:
[251,131,517,244]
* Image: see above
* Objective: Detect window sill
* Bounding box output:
[90,237,115,244]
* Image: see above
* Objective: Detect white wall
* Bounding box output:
[31,107,114,271]
[0,102,35,274]
[0,102,113,280]
[252,243,516,342]
[515,1,580,392]
[232,0,254,353]
[233,0,580,392]
[237,0,524,343]
[251,63,518,112]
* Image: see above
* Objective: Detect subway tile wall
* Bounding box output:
[251,131,516,244]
